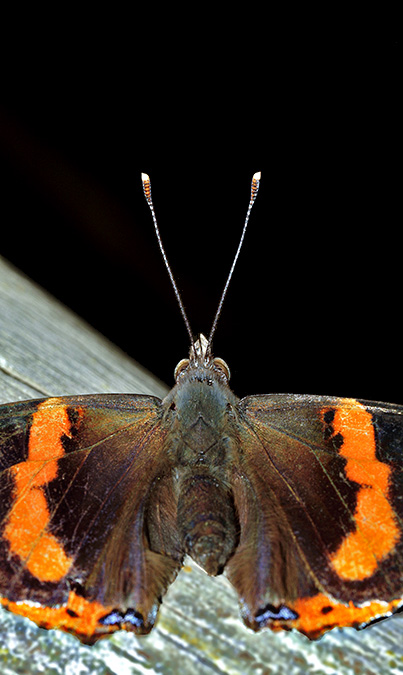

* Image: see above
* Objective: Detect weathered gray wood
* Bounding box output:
[0,255,402,675]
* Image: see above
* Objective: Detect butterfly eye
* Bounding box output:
[174,359,190,380]
[212,357,230,381]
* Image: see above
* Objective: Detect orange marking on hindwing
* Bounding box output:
[324,399,399,580]
[289,593,403,637]
[1,590,115,642]
[4,399,77,581]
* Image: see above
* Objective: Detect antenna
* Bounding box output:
[141,171,261,354]
[141,173,195,348]
[207,171,261,348]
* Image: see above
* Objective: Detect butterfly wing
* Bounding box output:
[0,394,183,643]
[227,394,403,638]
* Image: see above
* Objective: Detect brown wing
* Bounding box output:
[0,394,183,643]
[227,394,403,638]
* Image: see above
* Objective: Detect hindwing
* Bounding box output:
[0,394,182,643]
[227,394,403,637]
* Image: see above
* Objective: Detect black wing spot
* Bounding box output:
[322,408,344,450]
[323,409,336,425]
[67,407,82,426]
[322,408,336,440]
[61,407,83,453]
[321,605,334,615]
[331,432,344,450]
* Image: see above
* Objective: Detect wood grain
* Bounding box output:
[0,255,402,675]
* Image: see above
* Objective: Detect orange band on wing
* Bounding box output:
[290,593,403,638]
[1,590,115,643]
[328,399,399,580]
[4,399,75,581]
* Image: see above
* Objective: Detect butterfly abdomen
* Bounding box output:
[176,471,238,576]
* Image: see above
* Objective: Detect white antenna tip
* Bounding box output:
[253,171,261,181]
[141,172,150,182]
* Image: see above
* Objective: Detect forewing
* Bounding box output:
[228,394,403,638]
[0,394,182,643]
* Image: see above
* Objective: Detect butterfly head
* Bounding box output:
[174,334,231,383]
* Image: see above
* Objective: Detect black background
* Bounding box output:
[0,37,400,402]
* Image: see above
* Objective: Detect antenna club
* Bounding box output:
[141,172,152,205]
[250,171,261,202]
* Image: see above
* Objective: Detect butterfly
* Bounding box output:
[0,172,402,644]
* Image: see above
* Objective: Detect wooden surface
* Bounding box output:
[0,254,403,675]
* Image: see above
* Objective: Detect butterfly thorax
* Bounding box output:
[161,336,240,575]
